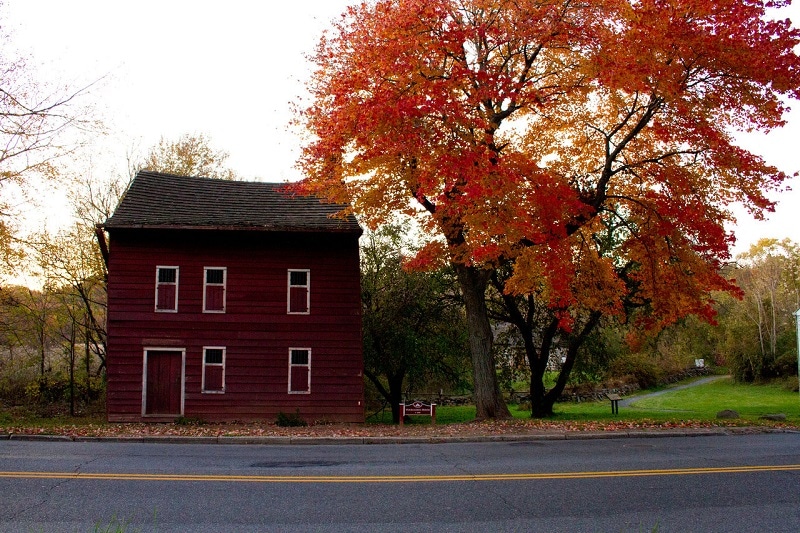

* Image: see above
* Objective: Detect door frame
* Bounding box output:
[141,347,186,417]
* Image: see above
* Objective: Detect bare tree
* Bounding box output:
[136,133,238,180]
[1,15,98,270]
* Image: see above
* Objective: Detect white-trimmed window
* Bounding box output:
[287,269,310,314]
[203,267,227,313]
[202,347,225,393]
[155,266,179,312]
[288,348,311,394]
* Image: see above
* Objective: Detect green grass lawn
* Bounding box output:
[366,405,478,425]
[518,377,800,424]
[384,377,800,426]
[624,377,799,417]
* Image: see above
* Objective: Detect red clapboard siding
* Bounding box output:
[105,228,364,423]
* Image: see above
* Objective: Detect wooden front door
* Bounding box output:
[144,350,183,416]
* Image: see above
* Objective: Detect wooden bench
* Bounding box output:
[607,393,622,415]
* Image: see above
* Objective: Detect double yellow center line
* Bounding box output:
[2,464,799,483]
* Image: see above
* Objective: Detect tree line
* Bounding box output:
[0,132,239,416]
[2,211,797,419]
[362,226,800,423]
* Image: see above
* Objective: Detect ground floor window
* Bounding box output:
[288,348,311,394]
[202,347,225,393]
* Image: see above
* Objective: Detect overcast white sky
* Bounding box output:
[3,0,799,256]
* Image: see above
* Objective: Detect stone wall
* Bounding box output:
[407,367,714,406]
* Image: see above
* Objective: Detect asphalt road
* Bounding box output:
[1,433,799,532]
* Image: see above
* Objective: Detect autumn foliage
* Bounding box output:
[296,0,800,418]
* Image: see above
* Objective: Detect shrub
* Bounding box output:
[26,376,68,404]
[0,376,30,405]
[607,353,665,389]
[24,374,104,405]
[771,353,798,379]
[276,409,307,427]
[779,375,799,393]
[175,416,204,426]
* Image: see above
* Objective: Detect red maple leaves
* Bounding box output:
[296,0,799,332]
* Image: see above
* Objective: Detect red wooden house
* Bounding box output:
[98,171,364,423]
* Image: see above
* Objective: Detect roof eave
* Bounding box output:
[100,223,363,235]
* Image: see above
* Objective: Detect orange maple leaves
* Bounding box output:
[296,0,800,330]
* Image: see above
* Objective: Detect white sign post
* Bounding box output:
[795,310,800,403]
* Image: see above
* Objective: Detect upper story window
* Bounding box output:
[203,267,227,313]
[155,266,179,312]
[287,269,310,314]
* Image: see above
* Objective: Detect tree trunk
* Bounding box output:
[530,364,552,417]
[68,319,76,417]
[530,312,602,418]
[364,367,407,424]
[39,327,46,377]
[455,264,510,420]
[84,328,91,403]
[388,372,405,424]
[528,319,558,418]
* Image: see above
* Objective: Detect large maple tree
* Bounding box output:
[296,0,800,419]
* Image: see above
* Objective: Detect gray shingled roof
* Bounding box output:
[102,171,361,234]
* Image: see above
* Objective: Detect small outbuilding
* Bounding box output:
[98,171,364,423]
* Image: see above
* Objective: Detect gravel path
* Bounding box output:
[618,375,730,408]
